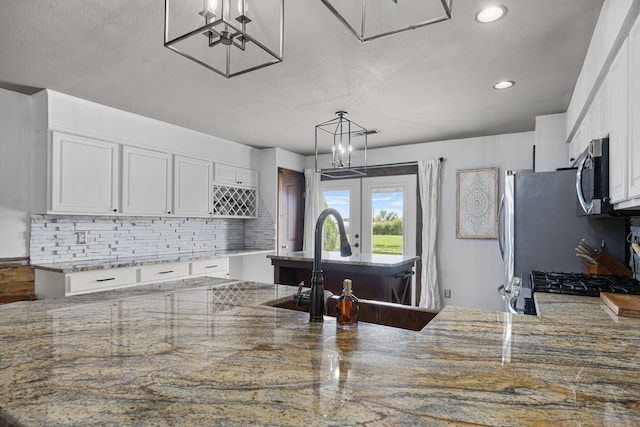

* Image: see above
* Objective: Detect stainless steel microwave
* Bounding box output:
[576,137,640,216]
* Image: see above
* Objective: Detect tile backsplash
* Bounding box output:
[30,198,275,264]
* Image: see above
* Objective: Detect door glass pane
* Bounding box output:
[322,189,350,252]
[371,188,404,255]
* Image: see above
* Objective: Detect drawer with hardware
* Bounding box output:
[138,262,189,283]
[190,258,229,277]
[67,268,137,295]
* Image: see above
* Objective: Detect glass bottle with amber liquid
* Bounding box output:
[337,279,359,329]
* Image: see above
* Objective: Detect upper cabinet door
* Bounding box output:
[214,163,258,187]
[121,146,173,215]
[608,38,629,204]
[214,163,238,185]
[50,132,119,214]
[628,16,640,199]
[173,155,212,217]
[236,168,259,187]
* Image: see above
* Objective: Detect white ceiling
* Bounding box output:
[0,0,602,155]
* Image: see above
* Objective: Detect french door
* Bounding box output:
[361,175,416,257]
[320,179,362,254]
[321,175,417,259]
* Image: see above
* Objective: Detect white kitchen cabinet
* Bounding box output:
[565,1,637,142]
[608,38,629,204]
[212,163,258,218]
[214,163,258,187]
[67,267,137,295]
[35,267,137,298]
[628,15,640,200]
[589,80,609,141]
[50,132,119,214]
[568,115,589,165]
[137,262,189,283]
[236,168,258,187]
[121,146,173,215]
[174,155,212,217]
[190,257,229,278]
[34,256,235,298]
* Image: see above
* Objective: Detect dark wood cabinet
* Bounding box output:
[0,261,34,304]
[270,257,416,305]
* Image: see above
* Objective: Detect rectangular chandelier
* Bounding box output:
[315,111,368,179]
[164,0,284,78]
[320,0,452,43]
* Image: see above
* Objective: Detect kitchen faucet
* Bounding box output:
[304,208,352,323]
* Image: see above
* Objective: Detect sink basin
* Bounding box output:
[264,294,438,331]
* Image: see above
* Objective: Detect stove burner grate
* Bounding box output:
[531,271,640,297]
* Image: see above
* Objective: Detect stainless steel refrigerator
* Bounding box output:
[497,168,628,312]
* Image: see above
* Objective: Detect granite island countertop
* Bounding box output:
[1,279,640,426]
[30,249,274,273]
[268,251,419,268]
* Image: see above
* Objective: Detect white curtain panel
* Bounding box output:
[418,158,442,310]
[303,169,322,253]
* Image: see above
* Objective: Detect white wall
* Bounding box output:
[258,147,305,230]
[239,148,306,283]
[259,148,278,222]
[0,88,34,258]
[306,131,537,311]
[534,113,569,172]
[275,148,306,173]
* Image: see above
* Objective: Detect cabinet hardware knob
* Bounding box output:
[113,209,117,212]
[167,211,171,214]
[353,243,360,248]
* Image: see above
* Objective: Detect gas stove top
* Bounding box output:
[531,271,640,297]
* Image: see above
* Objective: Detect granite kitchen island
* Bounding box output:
[1,278,640,426]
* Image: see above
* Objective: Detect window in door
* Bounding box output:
[371,189,404,255]
[321,179,361,254]
[361,175,416,257]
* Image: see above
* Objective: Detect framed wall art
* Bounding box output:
[456,167,498,239]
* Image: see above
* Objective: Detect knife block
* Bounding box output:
[586,251,632,277]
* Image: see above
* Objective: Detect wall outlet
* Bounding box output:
[76,231,87,245]
[444,289,451,298]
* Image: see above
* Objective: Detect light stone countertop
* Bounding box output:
[1,279,640,426]
[30,249,274,273]
[268,251,419,267]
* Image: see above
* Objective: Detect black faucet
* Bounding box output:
[308,208,352,323]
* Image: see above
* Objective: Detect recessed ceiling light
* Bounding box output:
[475,6,507,23]
[493,80,515,90]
